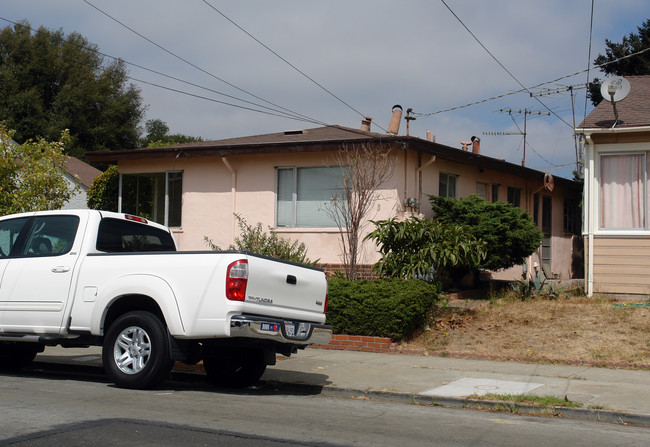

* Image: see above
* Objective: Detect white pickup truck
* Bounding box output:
[0,210,331,389]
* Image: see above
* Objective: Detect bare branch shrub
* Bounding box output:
[324,143,397,280]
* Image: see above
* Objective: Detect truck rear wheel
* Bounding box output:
[102,311,173,389]
[203,348,266,388]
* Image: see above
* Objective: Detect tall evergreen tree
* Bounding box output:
[0,21,144,159]
[589,19,650,106]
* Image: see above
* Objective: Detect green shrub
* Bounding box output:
[204,214,316,266]
[326,278,441,340]
[430,195,542,271]
[87,165,119,211]
[364,217,486,284]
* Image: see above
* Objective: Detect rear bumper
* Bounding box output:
[229,315,332,346]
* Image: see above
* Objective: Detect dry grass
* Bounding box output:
[399,291,650,368]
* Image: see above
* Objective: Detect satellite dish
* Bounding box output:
[600,76,630,103]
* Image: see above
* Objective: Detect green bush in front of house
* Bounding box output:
[326,278,442,341]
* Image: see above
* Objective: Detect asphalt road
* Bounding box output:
[1,364,649,447]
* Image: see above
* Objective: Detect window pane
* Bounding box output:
[296,167,340,227]
[122,173,166,225]
[276,168,295,227]
[491,184,499,202]
[0,217,29,257]
[167,172,183,227]
[600,154,644,228]
[476,182,487,199]
[22,216,79,257]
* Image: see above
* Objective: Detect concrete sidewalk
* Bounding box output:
[35,346,650,427]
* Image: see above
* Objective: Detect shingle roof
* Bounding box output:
[63,156,102,188]
[85,125,579,187]
[578,75,650,129]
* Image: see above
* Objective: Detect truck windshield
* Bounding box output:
[96,218,176,252]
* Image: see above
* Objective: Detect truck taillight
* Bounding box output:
[324,293,328,313]
[124,214,148,224]
[226,260,248,301]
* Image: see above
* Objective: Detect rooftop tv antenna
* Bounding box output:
[600,76,630,126]
[488,108,550,167]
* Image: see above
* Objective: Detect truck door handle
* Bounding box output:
[52,266,71,273]
[286,275,297,285]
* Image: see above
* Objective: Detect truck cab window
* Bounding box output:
[21,216,80,257]
[96,218,176,252]
[0,217,30,257]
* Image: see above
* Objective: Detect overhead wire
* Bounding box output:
[414,47,650,118]
[439,0,572,128]
[583,0,595,121]
[80,0,324,126]
[200,0,386,132]
[0,16,330,126]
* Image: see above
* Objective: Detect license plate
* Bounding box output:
[260,323,279,332]
[284,322,296,337]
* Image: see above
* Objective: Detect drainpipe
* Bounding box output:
[416,155,436,205]
[221,157,237,241]
[585,135,595,297]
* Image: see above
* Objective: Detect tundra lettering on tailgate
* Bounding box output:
[247,295,273,305]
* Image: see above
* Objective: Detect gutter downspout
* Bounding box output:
[416,155,436,205]
[221,157,237,241]
[584,134,595,297]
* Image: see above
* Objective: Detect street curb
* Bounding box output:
[266,381,650,428]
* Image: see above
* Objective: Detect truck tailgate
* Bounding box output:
[242,254,327,323]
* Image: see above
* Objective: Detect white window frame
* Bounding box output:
[439,173,458,198]
[275,166,343,228]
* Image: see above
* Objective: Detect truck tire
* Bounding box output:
[203,348,266,388]
[102,311,173,389]
[0,343,41,370]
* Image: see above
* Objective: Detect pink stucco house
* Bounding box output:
[87,120,582,281]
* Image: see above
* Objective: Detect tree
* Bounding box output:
[588,19,650,106]
[430,195,542,271]
[0,124,76,215]
[0,21,144,158]
[142,119,203,148]
[87,165,119,211]
[324,143,397,280]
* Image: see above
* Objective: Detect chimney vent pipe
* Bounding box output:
[387,105,402,135]
[471,136,480,154]
[361,116,372,132]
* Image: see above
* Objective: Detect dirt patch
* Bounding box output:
[397,294,650,368]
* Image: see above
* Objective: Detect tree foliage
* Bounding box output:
[0,124,76,215]
[87,165,119,211]
[364,217,486,282]
[142,119,203,148]
[0,21,144,158]
[430,195,542,271]
[588,19,650,106]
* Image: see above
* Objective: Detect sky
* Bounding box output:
[2,0,648,179]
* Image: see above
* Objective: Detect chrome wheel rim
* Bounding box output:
[113,326,152,375]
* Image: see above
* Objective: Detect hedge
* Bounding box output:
[326,278,441,341]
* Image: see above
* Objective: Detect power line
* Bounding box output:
[0,16,327,126]
[201,0,385,132]
[439,0,572,128]
[584,0,595,121]
[414,46,650,118]
[80,0,321,125]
